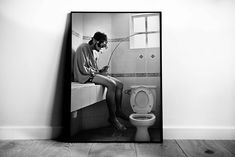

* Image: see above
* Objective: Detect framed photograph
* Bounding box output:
[70,12,162,142]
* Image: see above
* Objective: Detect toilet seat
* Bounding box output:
[130,113,155,121]
[130,87,154,114]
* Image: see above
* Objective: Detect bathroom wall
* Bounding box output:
[110,13,161,127]
[72,13,83,51]
[72,13,112,69]
[83,13,112,69]
[0,0,235,139]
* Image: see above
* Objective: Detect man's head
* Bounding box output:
[91,32,108,52]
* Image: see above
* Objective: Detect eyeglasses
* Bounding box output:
[99,41,108,49]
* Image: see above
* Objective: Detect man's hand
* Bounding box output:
[99,65,109,75]
[101,65,109,73]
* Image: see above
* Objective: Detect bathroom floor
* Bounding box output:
[70,126,162,142]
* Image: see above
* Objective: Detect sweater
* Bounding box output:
[73,43,99,83]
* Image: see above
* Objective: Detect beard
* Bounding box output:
[94,43,100,52]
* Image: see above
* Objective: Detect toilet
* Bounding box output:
[129,85,156,141]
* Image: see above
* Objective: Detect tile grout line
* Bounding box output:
[175,140,188,157]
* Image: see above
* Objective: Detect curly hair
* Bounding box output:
[89,32,107,45]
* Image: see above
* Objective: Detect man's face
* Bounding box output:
[95,41,108,52]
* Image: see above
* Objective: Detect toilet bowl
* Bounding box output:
[129,85,156,141]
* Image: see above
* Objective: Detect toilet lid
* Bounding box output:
[130,87,154,114]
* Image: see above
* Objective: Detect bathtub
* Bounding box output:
[71,82,107,112]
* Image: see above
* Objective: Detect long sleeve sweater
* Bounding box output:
[73,43,99,83]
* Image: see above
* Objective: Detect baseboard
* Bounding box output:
[0,126,62,140]
[164,126,235,140]
[1,126,235,140]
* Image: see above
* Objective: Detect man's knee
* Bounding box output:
[116,82,123,90]
[107,81,116,91]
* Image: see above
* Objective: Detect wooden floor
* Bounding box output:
[0,140,235,157]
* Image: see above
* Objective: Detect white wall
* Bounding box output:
[0,0,235,139]
[162,0,235,139]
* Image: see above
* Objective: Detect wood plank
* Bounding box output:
[88,143,136,157]
[0,140,71,157]
[213,140,235,156]
[0,140,15,156]
[1,140,235,157]
[135,140,186,157]
[70,143,93,157]
[177,140,235,157]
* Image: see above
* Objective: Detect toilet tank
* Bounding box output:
[130,85,157,112]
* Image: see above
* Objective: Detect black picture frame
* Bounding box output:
[69,11,162,143]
